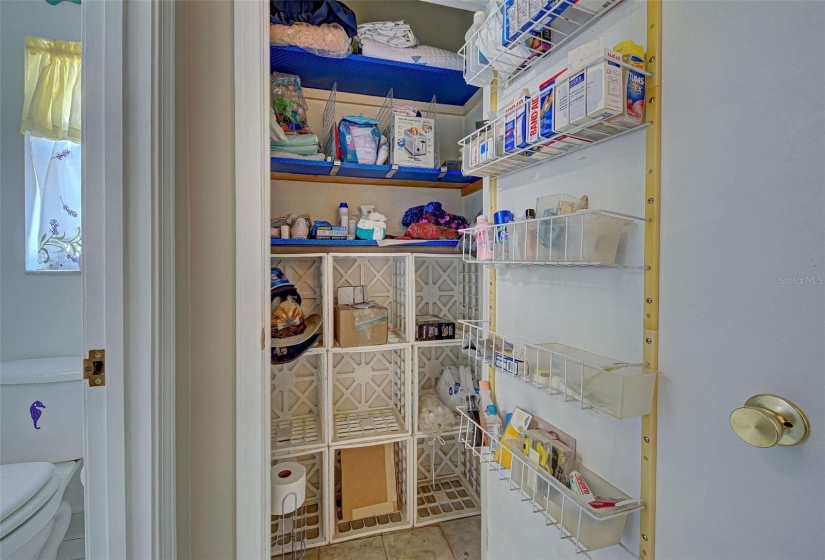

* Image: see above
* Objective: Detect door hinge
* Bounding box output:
[261,328,265,351]
[83,350,106,387]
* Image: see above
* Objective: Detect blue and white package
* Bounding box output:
[502,0,522,46]
[515,95,530,149]
[504,102,518,152]
[337,116,380,164]
[539,69,566,139]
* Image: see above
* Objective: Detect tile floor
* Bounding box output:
[303,516,481,560]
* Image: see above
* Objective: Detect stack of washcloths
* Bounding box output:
[270,109,324,161]
[356,20,418,48]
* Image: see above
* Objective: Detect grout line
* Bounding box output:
[438,524,460,560]
[380,534,391,560]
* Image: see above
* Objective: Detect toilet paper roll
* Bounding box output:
[271,462,306,515]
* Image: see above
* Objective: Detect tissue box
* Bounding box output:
[393,115,435,168]
[334,304,389,348]
[337,285,367,306]
[415,315,456,341]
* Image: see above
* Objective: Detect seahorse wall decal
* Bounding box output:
[30,401,46,430]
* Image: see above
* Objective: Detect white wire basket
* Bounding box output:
[459,320,657,419]
[329,348,410,445]
[414,255,482,343]
[331,438,412,542]
[414,432,481,526]
[458,54,652,179]
[456,407,643,555]
[329,255,410,349]
[459,210,648,269]
[271,449,328,555]
[460,0,622,95]
[271,352,326,456]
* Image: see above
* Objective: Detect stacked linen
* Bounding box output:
[271,133,324,160]
[356,21,418,48]
[359,38,463,71]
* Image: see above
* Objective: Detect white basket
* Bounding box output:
[331,438,412,542]
[272,352,326,456]
[330,255,410,348]
[329,348,410,445]
[414,432,481,526]
[271,448,328,554]
[414,256,481,342]
[413,345,478,436]
[272,255,327,348]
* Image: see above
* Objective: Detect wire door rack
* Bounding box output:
[459,209,649,268]
[456,406,644,556]
[458,320,657,420]
[460,0,622,96]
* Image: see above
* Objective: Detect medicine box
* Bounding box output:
[415,315,456,341]
[393,115,435,168]
[539,69,565,139]
[337,285,367,306]
[504,101,519,152]
[586,51,623,120]
[502,0,522,46]
[567,69,588,126]
[609,51,646,128]
[515,95,529,149]
[553,77,571,133]
[495,351,528,377]
[527,94,541,145]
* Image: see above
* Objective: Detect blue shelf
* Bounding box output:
[271,239,459,247]
[270,45,478,106]
[271,157,482,189]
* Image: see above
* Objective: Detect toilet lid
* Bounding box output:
[0,463,55,524]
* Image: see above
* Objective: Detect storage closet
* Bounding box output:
[263,0,660,558]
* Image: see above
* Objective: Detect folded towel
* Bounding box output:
[270,109,288,142]
[270,143,320,156]
[393,104,420,117]
[357,20,418,48]
[359,38,463,72]
[271,133,319,147]
[271,150,326,161]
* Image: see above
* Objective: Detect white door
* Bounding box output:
[657,1,824,557]
[81,1,177,557]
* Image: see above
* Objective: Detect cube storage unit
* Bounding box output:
[414,255,481,342]
[414,433,481,526]
[271,352,326,456]
[329,255,410,348]
[413,344,477,436]
[331,438,413,542]
[329,348,410,445]
[271,449,328,554]
[272,255,327,348]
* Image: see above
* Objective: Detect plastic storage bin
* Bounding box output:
[414,433,480,525]
[271,352,325,455]
[271,449,328,553]
[542,211,634,264]
[537,343,656,419]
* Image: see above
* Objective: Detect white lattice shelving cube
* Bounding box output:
[329,348,410,445]
[271,351,325,456]
[414,433,481,526]
[271,448,328,555]
[414,256,481,342]
[331,438,412,542]
[329,254,410,348]
[413,345,482,436]
[271,254,327,349]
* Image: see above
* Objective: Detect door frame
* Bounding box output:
[81,0,177,557]
[234,1,271,558]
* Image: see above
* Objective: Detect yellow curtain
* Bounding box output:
[20,36,82,143]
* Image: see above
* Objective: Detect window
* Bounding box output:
[24,132,82,272]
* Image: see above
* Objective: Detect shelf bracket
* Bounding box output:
[385,164,399,179]
[330,160,341,177]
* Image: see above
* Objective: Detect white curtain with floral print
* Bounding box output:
[24,131,82,271]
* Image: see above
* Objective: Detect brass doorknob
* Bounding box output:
[730,394,810,448]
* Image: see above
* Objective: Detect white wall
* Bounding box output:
[656,2,825,558]
[0,0,82,361]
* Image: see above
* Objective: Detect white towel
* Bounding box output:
[357,20,418,48]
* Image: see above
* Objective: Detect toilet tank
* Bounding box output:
[0,357,83,464]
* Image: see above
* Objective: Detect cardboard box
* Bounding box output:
[340,443,398,521]
[393,115,435,168]
[553,77,571,133]
[415,315,456,341]
[334,303,389,348]
[586,51,623,120]
[337,285,367,306]
[527,93,541,145]
[567,69,588,126]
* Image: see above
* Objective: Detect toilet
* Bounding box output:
[0,358,83,560]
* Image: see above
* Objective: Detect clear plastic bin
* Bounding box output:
[537,210,633,264]
[537,343,656,419]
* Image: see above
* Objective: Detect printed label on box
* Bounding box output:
[568,70,587,125]
[527,94,541,144]
[393,115,435,168]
